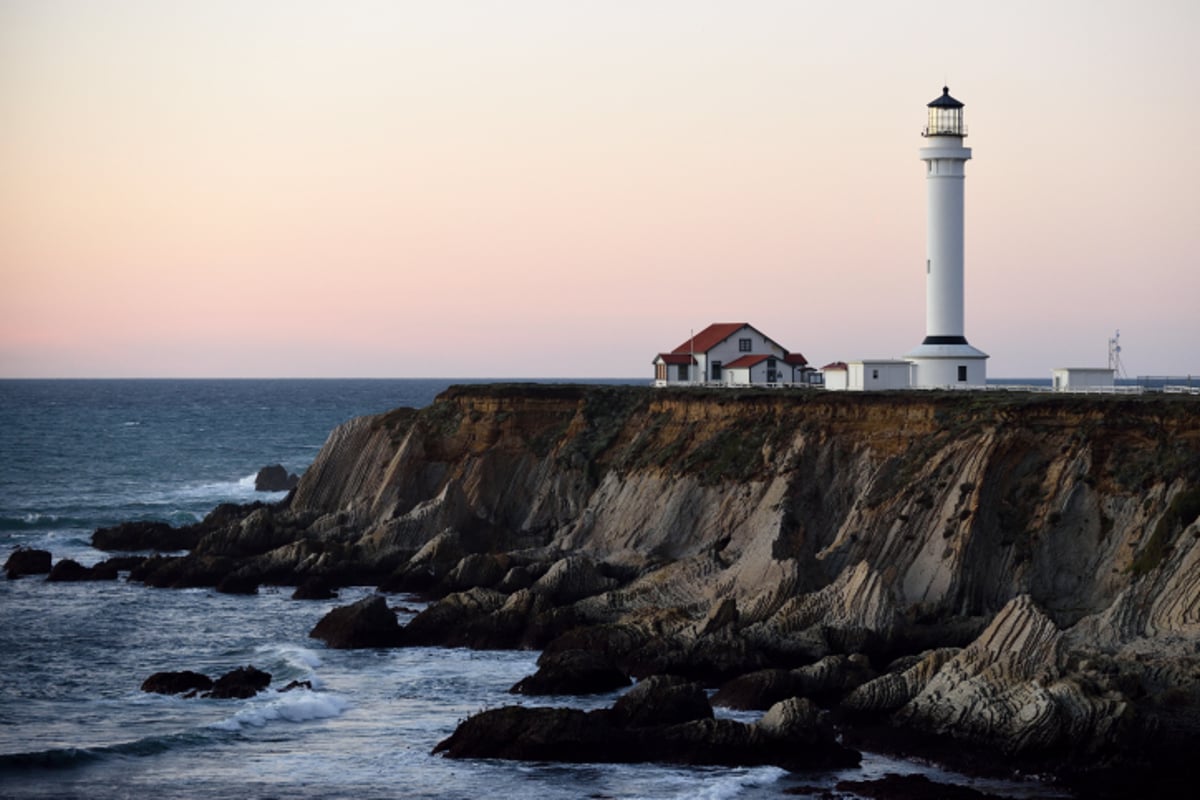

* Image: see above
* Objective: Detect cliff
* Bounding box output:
[112,384,1200,787]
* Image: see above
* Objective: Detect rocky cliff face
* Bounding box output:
[107,384,1200,785]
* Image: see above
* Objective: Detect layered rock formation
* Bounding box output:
[94,384,1200,787]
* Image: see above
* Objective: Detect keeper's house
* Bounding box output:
[652,323,815,387]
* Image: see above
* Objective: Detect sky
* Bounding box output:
[1,0,1197,378]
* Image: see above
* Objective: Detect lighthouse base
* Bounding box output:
[905,342,989,388]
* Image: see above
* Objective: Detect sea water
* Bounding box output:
[0,379,1065,799]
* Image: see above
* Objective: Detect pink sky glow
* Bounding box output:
[2,0,1198,378]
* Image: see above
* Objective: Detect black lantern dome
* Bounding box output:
[923,86,966,137]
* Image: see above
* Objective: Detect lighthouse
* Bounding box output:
[906,86,988,387]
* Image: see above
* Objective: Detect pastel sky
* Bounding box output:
[2,0,1197,378]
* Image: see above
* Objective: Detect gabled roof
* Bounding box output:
[821,361,849,371]
[670,323,750,355]
[784,353,808,366]
[725,353,775,369]
[654,353,697,365]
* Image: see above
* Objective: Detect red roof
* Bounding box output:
[670,323,750,355]
[663,322,807,365]
[821,361,849,371]
[724,354,774,369]
[654,353,697,365]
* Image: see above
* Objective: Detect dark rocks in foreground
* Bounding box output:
[47,558,119,582]
[254,464,299,492]
[828,773,1009,800]
[292,577,338,600]
[309,595,404,648]
[5,548,52,579]
[92,520,203,552]
[509,649,631,696]
[209,666,272,699]
[140,666,271,699]
[142,671,214,695]
[435,675,860,772]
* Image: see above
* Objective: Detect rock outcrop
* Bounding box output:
[255,464,300,492]
[140,666,271,698]
[434,675,859,771]
[95,384,1200,785]
[309,595,404,649]
[5,547,52,578]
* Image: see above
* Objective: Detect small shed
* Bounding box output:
[821,362,849,391]
[1052,367,1115,392]
[846,360,913,391]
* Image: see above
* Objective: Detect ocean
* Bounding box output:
[0,379,1064,799]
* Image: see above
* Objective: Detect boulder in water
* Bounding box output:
[509,649,631,696]
[5,548,52,579]
[141,670,214,695]
[47,558,118,582]
[209,665,272,699]
[309,595,404,648]
[254,464,299,492]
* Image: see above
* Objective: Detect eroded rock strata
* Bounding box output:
[94,384,1200,789]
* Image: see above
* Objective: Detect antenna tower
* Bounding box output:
[1108,329,1126,379]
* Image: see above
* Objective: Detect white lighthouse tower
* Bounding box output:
[906,86,988,387]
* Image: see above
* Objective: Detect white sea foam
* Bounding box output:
[623,766,787,800]
[208,691,350,732]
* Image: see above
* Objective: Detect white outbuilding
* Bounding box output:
[1052,368,1116,392]
[847,360,914,391]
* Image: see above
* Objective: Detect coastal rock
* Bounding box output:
[94,384,1200,781]
[397,587,508,647]
[46,558,118,582]
[5,548,52,578]
[434,679,859,771]
[215,572,260,595]
[254,464,299,492]
[610,675,712,727]
[712,654,876,710]
[292,576,337,600]
[841,647,962,716]
[530,555,618,604]
[141,671,214,695]
[309,595,404,649]
[91,520,202,552]
[209,665,272,699]
[509,649,631,696]
[442,553,509,593]
[834,773,1009,800]
[894,596,1132,756]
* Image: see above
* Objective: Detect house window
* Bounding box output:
[739,338,752,352]
[677,364,690,381]
[767,358,776,368]
[872,369,879,380]
[957,365,968,382]
[711,361,722,380]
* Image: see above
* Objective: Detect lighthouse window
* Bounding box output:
[926,259,931,274]
[957,365,968,382]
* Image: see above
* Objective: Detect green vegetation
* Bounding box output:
[680,416,772,485]
[1130,486,1200,576]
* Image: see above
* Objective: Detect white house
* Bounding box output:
[653,323,811,386]
[1052,367,1115,392]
